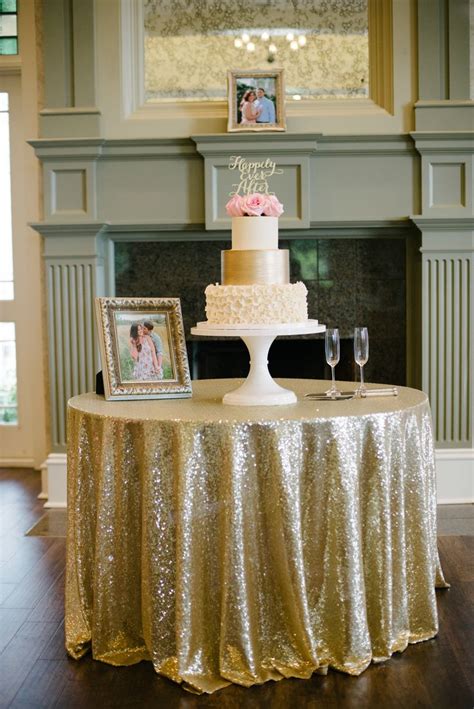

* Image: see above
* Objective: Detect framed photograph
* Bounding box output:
[227,69,286,132]
[95,297,192,401]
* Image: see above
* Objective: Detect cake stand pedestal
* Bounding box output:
[190,320,325,406]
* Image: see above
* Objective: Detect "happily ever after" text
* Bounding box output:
[228,155,283,196]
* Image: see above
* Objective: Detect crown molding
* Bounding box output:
[410,131,474,154]
[0,56,21,75]
[411,215,474,231]
[28,137,199,160]
[29,221,109,237]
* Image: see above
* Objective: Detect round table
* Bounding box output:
[65,379,447,695]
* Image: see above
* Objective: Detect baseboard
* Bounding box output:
[41,453,67,508]
[37,448,474,508]
[38,461,48,500]
[436,448,474,504]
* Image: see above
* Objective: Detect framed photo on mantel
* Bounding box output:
[95,297,192,401]
[227,68,286,132]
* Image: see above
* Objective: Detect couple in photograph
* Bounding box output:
[240,87,275,124]
[129,320,164,381]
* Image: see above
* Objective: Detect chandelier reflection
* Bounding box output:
[233,29,308,63]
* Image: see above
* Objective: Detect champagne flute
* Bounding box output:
[325,328,341,398]
[354,327,369,395]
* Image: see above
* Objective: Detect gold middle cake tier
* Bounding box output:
[221,249,290,285]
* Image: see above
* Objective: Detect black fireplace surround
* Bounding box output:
[115,237,407,386]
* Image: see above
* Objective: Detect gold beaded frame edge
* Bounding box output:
[95,297,192,400]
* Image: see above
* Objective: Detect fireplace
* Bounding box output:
[115,236,407,386]
[186,337,357,383]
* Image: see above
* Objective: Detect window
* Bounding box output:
[0,321,17,424]
[0,91,13,299]
[0,0,18,55]
[0,91,16,426]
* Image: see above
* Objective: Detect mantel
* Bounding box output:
[191,133,322,157]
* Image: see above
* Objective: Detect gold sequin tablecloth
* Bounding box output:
[65,379,447,694]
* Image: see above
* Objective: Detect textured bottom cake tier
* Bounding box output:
[204,282,308,325]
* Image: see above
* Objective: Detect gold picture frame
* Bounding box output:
[95,297,192,401]
[227,69,286,132]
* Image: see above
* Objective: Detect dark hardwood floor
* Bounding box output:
[0,468,473,708]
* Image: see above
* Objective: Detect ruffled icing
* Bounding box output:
[205,282,308,325]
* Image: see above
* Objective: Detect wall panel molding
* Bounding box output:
[417,0,472,102]
[412,132,474,217]
[368,0,394,114]
[193,134,320,230]
[43,160,98,221]
[414,101,474,131]
[96,0,415,136]
[317,134,416,156]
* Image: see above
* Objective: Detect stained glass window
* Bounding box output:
[0,0,17,55]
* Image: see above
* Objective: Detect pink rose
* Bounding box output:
[241,193,269,216]
[264,194,284,217]
[225,194,245,217]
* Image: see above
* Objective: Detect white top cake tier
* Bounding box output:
[231,216,278,251]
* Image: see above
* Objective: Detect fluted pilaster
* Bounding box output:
[419,227,473,446]
[32,223,108,450]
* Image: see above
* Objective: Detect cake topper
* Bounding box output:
[228,155,283,197]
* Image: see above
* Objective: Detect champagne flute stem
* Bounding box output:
[331,365,336,391]
[360,364,365,390]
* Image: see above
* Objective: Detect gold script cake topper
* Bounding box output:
[228,155,283,196]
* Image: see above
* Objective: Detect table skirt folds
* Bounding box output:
[65,395,447,694]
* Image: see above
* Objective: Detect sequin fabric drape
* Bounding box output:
[65,380,447,694]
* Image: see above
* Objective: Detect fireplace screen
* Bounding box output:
[114,237,407,386]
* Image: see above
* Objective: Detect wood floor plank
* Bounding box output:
[0,607,31,654]
[0,621,60,706]
[436,581,474,694]
[8,659,77,709]
[438,536,474,583]
[0,535,28,563]
[1,539,65,610]
[1,504,44,538]
[0,537,55,585]
[27,568,65,624]
[37,620,66,661]
[0,472,44,539]
[0,582,16,604]
[54,658,196,709]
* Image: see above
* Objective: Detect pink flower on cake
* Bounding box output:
[265,194,284,217]
[241,193,269,216]
[225,192,285,217]
[225,194,245,217]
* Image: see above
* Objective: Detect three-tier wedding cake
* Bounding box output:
[204,192,308,326]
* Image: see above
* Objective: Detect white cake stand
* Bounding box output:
[190,320,326,406]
